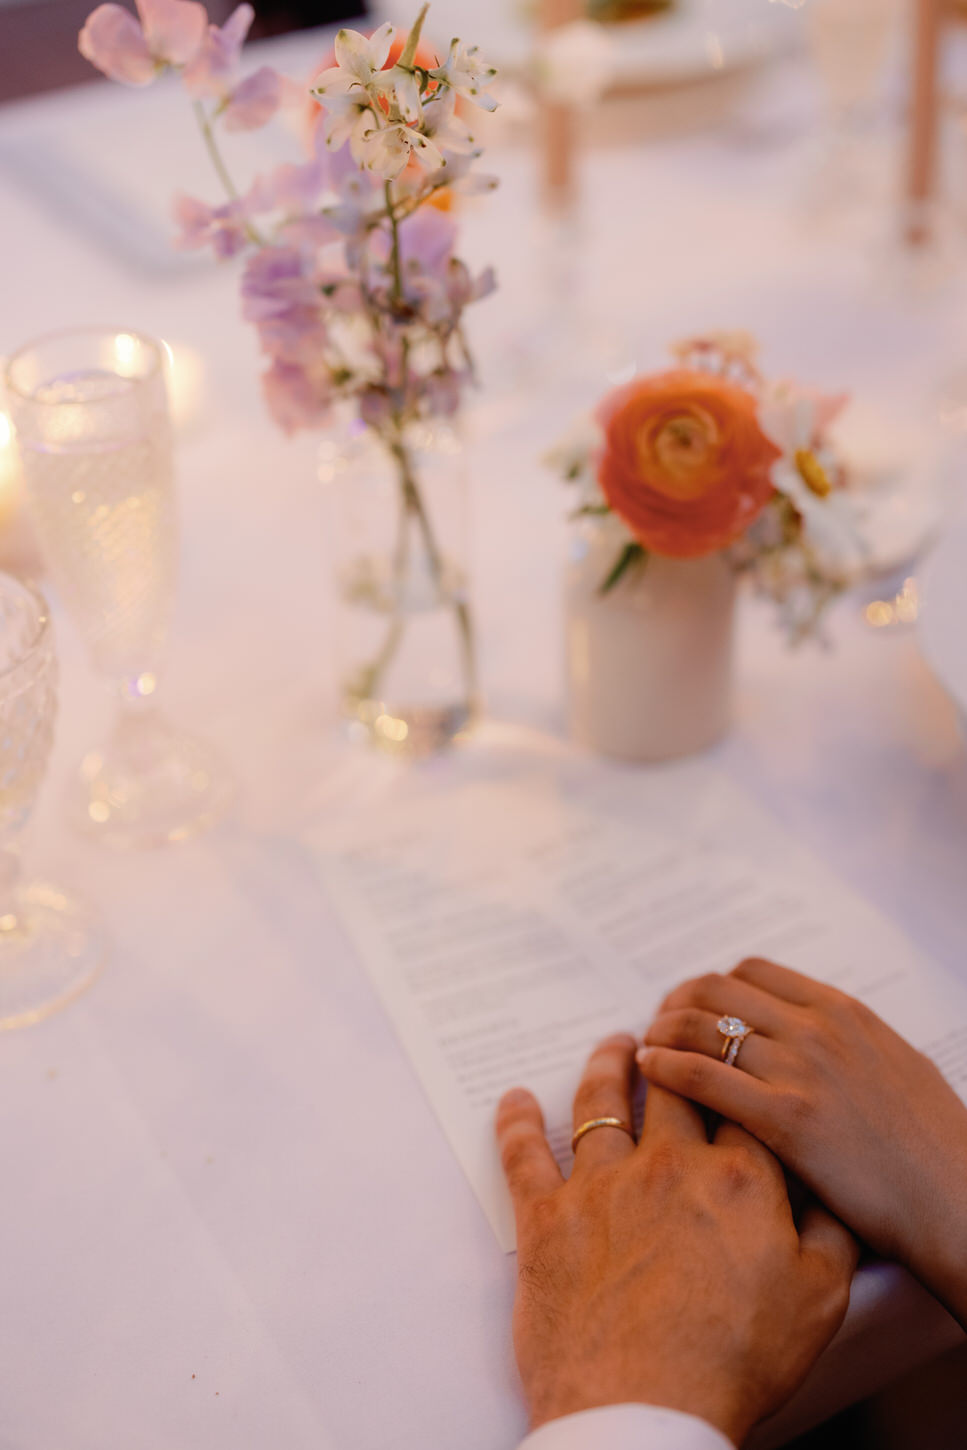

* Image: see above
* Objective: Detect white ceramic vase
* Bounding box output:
[565,524,737,763]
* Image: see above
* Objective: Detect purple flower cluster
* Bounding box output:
[78,2,499,438]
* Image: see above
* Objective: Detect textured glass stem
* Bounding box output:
[0,846,23,927]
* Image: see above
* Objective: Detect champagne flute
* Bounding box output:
[0,573,104,1027]
[5,328,233,848]
[805,0,901,215]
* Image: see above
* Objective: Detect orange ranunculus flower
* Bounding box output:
[596,369,780,559]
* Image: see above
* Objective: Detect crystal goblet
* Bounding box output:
[5,328,232,848]
[0,573,104,1028]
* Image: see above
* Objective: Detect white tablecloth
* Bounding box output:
[1,28,966,1450]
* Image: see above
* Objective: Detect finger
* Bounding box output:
[730,957,833,1008]
[637,1045,780,1144]
[643,1008,788,1082]
[571,1034,638,1170]
[640,1082,707,1144]
[798,1199,860,1285]
[496,1088,564,1223]
[659,971,796,1038]
[713,1118,788,1193]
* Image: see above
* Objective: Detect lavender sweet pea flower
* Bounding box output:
[262,359,330,435]
[419,368,462,416]
[78,6,155,84]
[79,0,207,83]
[369,206,458,312]
[241,246,329,364]
[398,207,458,277]
[252,156,330,215]
[223,66,283,131]
[173,191,249,258]
[181,2,251,96]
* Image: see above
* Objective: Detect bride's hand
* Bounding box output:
[638,958,967,1327]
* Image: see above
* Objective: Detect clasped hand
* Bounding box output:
[497,1033,857,1445]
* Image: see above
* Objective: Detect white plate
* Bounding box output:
[606,0,799,89]
[919,510,967,728]
[370,0,799,86]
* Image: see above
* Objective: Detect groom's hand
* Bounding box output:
[497,1034,857,1445]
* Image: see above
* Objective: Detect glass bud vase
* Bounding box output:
[322,416,478,755]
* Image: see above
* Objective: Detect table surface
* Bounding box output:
[1,23,967,1450]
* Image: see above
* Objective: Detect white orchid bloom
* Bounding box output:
[422,87,479,157]
[390,65,423,123]
[431,38,498,111]
[357,119,444,180]
[325,97,375,153]
[311,22,394,108]
[759,387,866,578]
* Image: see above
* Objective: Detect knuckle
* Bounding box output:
[643,1140,687,1189]
[668,1009,705,1048]
[500,1131,537,1180]
[577,1068,618,1107]
[732,957,761,978]
[813,1268,852,1328]
[795,1011,829,1051]
[715,1146,761,1196]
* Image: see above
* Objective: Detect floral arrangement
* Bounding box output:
[79,0,500,733]
[78,0,499,437]
[552,334,866,642]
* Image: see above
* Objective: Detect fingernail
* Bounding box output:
[636,1047,652,1067]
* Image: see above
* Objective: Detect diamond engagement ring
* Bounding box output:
[717,1015,755,1068]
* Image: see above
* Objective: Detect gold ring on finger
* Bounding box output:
[571,1117,635,1154]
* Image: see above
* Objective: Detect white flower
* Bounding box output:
[325,97,376,155]
[546,413,607,512]
[390,65,423,123]
[759,387,867,579]
[535,20,615,106]
[357,119,444,180]
[431,38,498,112]
[311,22,394,109]
[422,88,479,157]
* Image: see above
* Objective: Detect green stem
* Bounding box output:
[351,472,411,704]
[192,99,266,247]
[353,430,477,710]
[600,541,647,595]
[385,181,403,305]
[392,433,478,700]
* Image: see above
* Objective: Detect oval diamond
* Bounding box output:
[718,1015,747,1038]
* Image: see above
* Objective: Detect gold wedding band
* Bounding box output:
[571,1117,635,1154]
[717,1015,755,1068]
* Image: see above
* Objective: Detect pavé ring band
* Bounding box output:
[717,1015,756,1068]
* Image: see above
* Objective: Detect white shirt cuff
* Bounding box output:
[517,1403,735,1450]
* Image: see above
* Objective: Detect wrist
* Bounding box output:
[907,1163,967,1327]
[526,1371,743,1445]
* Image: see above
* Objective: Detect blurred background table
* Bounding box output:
[1,11,966,1450]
